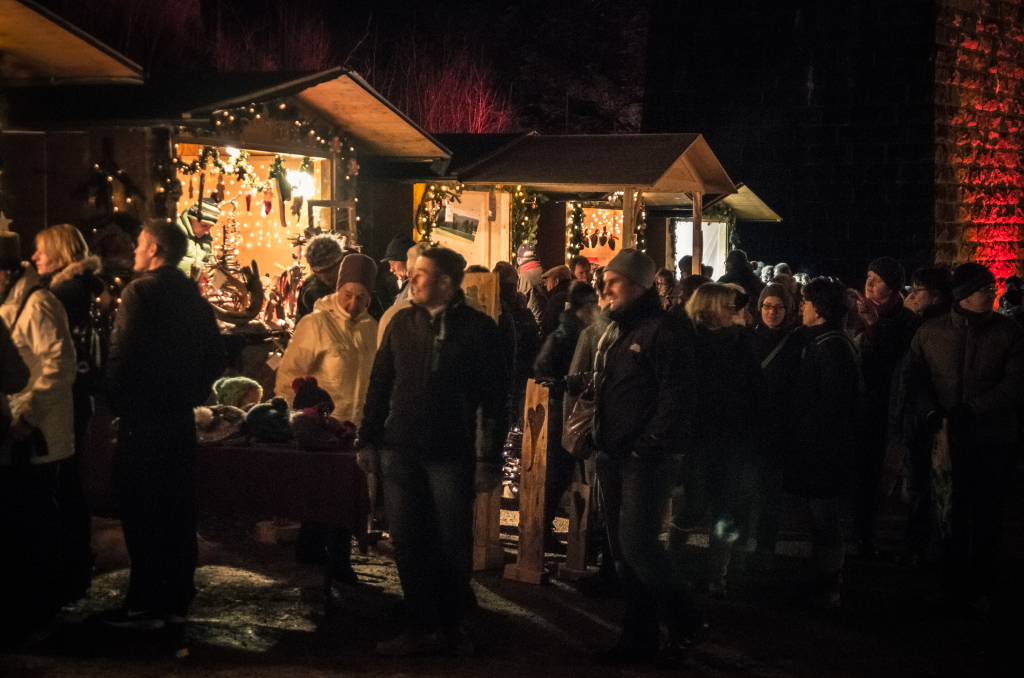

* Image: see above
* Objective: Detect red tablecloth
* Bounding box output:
[196,444,369,542]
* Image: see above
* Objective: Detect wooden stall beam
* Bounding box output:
[691,191,703,275]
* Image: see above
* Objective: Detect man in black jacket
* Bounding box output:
[359,246,508,656]
[591,249,703,668]
[100,219,225,644]
[908,263,1024,614]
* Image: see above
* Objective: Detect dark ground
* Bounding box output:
[2,482,1023,678]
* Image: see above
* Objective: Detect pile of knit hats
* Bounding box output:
[245,398,293,444]
[288,376,357,450]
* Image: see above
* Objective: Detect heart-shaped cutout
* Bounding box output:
[524,403,546,471]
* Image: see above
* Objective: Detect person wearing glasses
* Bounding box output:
[748,283,807,570]
[907,263,1024,616]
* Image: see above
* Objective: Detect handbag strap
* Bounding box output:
[760,331,792,370]
[11,285,43,329]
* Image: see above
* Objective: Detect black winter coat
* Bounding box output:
[786,322,860,498]
[594,288,692,459]
[106,265,227,418]
[858,302,918,419]
[752,322,806,456]
[539,280,570,338]
[908,305,1024,446]
[534,309,586,399]
[691,324,766,455]
[360,291,509,466]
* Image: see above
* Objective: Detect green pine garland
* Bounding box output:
[634,203,647,252]
[566,202,586,258]
[509,187,546,265]
[415,182,464,241]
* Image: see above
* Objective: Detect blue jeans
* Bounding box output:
[379,450,475,634]
[597,452,701,643]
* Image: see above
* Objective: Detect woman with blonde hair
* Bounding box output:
[32,223,104,604]
[677,283,764,598]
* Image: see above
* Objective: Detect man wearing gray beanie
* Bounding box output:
[907,261,1024,613]
[591,248,705,667]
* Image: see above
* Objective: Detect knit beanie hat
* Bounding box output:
[337,252,377,293]
[382,234,417,263]
[0,231,21,270]
[868,256,906,294]
[187,198,221,224]
[567,281,598,310]
[244,397,293,443]
[291,376,334,413]
[951,262,996,301]
[305,234,344,271]
[606,248,657,289]
[212,376,264,409]
[517,243,537,265]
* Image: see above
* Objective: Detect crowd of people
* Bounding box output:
[2,217,1022,667]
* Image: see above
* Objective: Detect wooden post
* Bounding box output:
[665,217,675,270]
[691,192,703,275]
[622,187,636,248]
[504,379,549,584]
[558,467,592,580]
[473,485,505,571]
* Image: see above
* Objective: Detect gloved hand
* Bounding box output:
[475,462,503,494]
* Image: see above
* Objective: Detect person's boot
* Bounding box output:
[592,612,659,666]
[655,619,709,670]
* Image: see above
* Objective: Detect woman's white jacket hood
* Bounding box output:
[1,264,77,464]
[275,292,378,424]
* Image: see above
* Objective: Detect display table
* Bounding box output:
[196,443,369,615]
[196,443,369,543]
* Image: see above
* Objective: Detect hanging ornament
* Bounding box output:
[608,237,617,251]
[245,192,252,212]
[216,174,226,203]
[589,233,598,248]
[291,195,304,217]
[188,179,194,199]
[599,230,608,247]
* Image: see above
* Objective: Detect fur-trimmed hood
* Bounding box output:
[49,255,102,288]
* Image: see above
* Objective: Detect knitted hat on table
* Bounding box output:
[212,377,263,410]
[291,376,334,414]
[244,397,293,443]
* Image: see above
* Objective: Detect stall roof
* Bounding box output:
[646,184,782,221]
[457,133,737,196]
[0,0,142,84]
[2,67,449,159]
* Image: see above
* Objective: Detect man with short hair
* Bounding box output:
[360,247,508,656]
[101,219,226,649]
[297,234,345,320]
[569,254,592,284]
[908,262,1024,614]
[591,249,704,668]
[175,198,219,278]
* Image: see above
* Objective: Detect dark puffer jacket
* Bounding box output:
[359,290,509,466]
[908,305,1024,446]
[753,323,807,456]
[785,323,860,498]
[858,302,918,419]
[534,309,587,399]
[594,288,692,459]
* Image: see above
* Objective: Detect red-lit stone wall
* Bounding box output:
[936,0,1024,284]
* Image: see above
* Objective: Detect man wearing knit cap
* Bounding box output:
[175,198,220,278]
[590,248,704,667]
[360,246,508,656]
[296,234,345,320]
[379,234,418,309]
[908,261,1024,614]
[852,256,918,558]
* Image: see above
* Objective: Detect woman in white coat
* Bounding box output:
[275,253,379,583]
[0,232,77,636]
